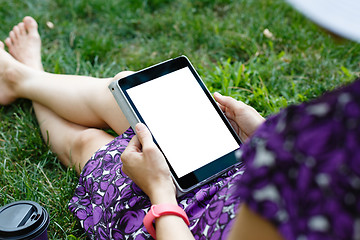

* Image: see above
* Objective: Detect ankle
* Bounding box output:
[3,66,22,97]
[4,62,38,100]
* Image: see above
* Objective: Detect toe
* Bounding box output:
[0,41,4,49]
[5,37,12,47]
[23,16,38,35]
[18,22,25,35]
[13,26,20,39]
[9,31,16,41]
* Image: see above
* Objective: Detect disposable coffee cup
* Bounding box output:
[0,201,50,240]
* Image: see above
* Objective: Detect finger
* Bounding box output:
[216,93,250,116]
[213,92,224,102]
[126,135,142,151]
[135,123,155,148]
[214,92,239,109]
[214,93,232,114]
[122,136,141,163]
[215,96,236,121]
[217,102,226,112]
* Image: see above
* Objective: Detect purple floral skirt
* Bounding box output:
[69,128,244,239]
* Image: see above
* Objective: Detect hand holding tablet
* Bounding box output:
[121,123,177,204]
[109,56,243,195]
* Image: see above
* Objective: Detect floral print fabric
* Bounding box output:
[236,79,360,239]
[70,79,360,239]
[69,128,245,239]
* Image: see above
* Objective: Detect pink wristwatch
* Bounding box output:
[143,204,190,239]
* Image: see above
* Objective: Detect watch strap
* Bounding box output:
[143,204,190,239]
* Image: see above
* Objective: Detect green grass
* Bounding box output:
[0,0,359,239]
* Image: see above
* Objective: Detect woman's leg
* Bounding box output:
[33,102,115,174]
[1,17,131,135]
[18,70,131,135]
[2,17,121,174]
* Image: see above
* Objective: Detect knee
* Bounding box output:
[70,128,104,167]
[113,71,134,81]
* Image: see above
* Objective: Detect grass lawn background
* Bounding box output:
[0,0,359,239]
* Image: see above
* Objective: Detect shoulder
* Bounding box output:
[236,79,360,239]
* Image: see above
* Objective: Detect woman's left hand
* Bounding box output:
[121,123,177,204]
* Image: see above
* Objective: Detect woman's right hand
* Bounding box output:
[121,123,177,205]
[214,92,265,142]
[122,123,195,240]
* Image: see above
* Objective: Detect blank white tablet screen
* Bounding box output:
[127,67,240,178]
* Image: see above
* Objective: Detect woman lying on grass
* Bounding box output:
[1,15,359,240]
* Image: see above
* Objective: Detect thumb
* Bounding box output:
[135,123,154,147]
[214,92,239,109]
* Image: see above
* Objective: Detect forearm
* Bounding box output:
[155,215,195,240]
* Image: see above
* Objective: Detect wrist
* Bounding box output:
[149,186,177,205]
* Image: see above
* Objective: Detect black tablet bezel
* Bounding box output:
[117,56,242,190]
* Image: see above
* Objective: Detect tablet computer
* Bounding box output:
[109,56,242,196]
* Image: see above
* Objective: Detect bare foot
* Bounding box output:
[5,16,43,71]
[0,43,30,105]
